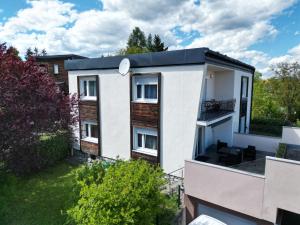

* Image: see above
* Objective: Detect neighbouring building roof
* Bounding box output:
[64,48,255,73]
[36,54,87,61]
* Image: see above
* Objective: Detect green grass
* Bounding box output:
[0,162,79,225]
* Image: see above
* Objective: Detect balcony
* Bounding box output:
[198,99,236,123]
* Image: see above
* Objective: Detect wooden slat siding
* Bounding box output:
[131,103,159,128]
[130,72,162,165]
[81,140,99,155]
[79,101,97,120]
[131,151,158,165]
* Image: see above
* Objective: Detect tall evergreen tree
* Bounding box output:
[146,34,153,51]
[25,47,34,60]
[127,27,147,49]
[119,27,168,55]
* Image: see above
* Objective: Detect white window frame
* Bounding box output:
[133,127,158,156]
[53,64,59,74]
[79,77,97,101]
[133,76,158,103]
[81,121,98,143]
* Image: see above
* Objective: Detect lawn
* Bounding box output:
[0,161,79,225]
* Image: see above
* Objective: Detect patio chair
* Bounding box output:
[217,140,228,153]
[244,145,256,161]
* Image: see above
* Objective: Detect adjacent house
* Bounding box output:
[65,48,255,174]
[36,54,86,93]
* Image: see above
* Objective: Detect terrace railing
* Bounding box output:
[201,99,236,112]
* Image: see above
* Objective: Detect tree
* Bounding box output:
[251,71,283,120]
[25,47,47,59]
[67,160,172,225]
[119,27,168,55]
[25,47,34,60]
[271,62,300,122]
[151,35,168,52]
[0,43,77,175]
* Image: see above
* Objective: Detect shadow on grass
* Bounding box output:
[0,162,79,225]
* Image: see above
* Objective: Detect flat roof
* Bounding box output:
[64,48,255,73]
[36,54,87,61]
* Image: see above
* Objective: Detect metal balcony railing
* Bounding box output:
[201,99,236,113]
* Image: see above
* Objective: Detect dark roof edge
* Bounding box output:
[36,54,87,60]
[205,49,255,73]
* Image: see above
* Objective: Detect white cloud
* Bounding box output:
[0,0,298,76]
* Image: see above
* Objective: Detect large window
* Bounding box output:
[82,121,98,143]
[133,76,158,103]
[133,127,158,156]
[80,77,97,100]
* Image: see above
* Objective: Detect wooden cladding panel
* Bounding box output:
[131,151,158,164]
[131,102,159,128]
[79,101,97,121]
[81,140,99,155]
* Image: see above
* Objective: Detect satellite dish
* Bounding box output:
[118,58,130,76]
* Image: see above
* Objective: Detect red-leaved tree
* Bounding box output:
[0,43,77,175]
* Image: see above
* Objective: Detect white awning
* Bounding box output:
[189,215,227,225]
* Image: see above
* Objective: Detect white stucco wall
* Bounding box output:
[212,119,234,146]
[233,133,280,153]
[282,126,300,145]
[98,71,131,160]
[214,70,234,100]
[133,65,205,174]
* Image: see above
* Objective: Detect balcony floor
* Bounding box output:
[198,110,234,121]
[195,145,275,175]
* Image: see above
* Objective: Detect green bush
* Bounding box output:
[38,131,70,167]
[276,143,287,158]
[67,160,175,225]
[250,117,284,137]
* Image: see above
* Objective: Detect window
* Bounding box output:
[82,121,98,143]
[80,78,97,100]
[133,127,158,156]
[53,64,59,74]
[133,76,158,103]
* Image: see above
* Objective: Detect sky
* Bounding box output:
[0,0,300,77]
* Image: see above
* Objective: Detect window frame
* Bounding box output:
[81,121,98,143]
[133,76,158,103]
[79,77,97,101]
[53,64,59,74]
[133,127,158,156]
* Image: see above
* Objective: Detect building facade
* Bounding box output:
[36,54,86,93]
[66,48,255,174]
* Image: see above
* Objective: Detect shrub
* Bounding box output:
[276,143,287,158]
[38,131,70,166]
[67,160,169,225]
[4,131,71,175]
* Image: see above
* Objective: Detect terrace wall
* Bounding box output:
[233,133,281,153]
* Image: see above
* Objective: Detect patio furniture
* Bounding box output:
[218,147,242,166]
[244,145,256,161]
[195,155,210,162]
[217,140,228,153]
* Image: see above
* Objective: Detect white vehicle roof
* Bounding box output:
[189,214,227,225]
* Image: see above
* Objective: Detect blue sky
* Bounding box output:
[0,0,299,76]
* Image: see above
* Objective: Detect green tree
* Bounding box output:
[271,62,300,122]
[67,160,169,225]
[251,71,283,119]
[119,27,168,55]
[151,34,168,52]
[25,47,34,60]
